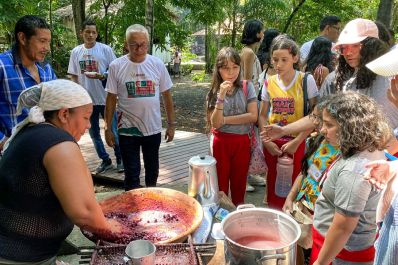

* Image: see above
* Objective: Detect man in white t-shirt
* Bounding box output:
[104,24,176,190]
[300,15,341,63]
[68,19,123,174]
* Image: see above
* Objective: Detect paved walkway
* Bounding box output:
[80,129,210,186]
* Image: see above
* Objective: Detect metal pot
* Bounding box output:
[221,205,301,265]
[188,155,219,206]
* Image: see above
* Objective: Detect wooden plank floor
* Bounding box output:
[79,129,209,186]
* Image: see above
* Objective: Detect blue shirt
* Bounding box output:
[0,49,56,142]
[374,194,398,265]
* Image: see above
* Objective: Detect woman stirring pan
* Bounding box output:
[0,80,127,265]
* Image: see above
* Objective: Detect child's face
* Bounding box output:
[320,109,339,146]
[218,59,240,83]
[271,49,298,75]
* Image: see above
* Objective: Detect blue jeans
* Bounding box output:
[88,105,121,162]
[119,133,161,190]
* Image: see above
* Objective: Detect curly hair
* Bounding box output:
[323,91,392,158]
[205,47,242,132]
[335,37,389,91]
[305,36,334,73]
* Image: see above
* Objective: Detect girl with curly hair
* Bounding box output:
[310,91,393,265]
[206,47,258,205]
[320,18,398,131]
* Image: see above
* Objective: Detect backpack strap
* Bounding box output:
[242,80,248,99]
[302,72,309,116]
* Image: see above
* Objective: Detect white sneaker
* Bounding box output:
[246,183,255,192]
[248,174,266,186]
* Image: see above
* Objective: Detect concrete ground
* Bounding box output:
[57,182,267,264]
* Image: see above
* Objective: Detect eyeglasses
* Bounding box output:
[128,42,148,50]
[331,25,341,32]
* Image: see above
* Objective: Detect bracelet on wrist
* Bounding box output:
[167,121,177,126]
[215,107,223,110]
[216,97,225,105]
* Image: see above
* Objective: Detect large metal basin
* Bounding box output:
[83,188,203,244]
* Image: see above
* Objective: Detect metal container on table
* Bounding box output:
[188,155,219,206]
[221,204,301,265]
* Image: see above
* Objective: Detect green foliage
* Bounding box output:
[181,50,198,62]
[181,63,194,75]
[191,70,206,82]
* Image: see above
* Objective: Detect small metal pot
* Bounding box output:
[188,155,219,206]
[221,205,301,265]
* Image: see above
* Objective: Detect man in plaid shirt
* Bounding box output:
[0,15,56,151]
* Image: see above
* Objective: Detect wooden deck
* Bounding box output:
[79,129,209,186]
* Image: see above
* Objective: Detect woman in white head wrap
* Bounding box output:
[0,80,125,264]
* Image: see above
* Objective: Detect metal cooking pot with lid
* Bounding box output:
[221,204,301,265]
[188,155,219,206]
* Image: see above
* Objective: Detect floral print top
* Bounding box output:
[296,138,340,211]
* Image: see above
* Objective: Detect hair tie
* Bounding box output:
[28,106,45,124]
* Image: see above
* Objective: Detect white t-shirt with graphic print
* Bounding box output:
[68,42,116,105]
[106,54,173,137]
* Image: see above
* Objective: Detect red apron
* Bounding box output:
[309,226,375,264]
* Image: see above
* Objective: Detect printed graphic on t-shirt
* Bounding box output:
[79,54,99,73]
[125,80,155,98]
[271,97,295,126]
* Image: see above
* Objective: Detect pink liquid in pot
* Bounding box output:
[235,235,287,249]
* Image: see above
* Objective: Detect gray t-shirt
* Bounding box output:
[314,150,383,262]
[320,71,398,128]
[209,82,256,134]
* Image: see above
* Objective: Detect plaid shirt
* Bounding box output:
[0,49,56,142]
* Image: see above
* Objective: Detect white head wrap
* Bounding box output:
[3,79,92,151]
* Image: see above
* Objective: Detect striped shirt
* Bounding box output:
[0,48,56,142]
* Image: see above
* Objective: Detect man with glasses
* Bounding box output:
[104,24,176,190]
[300,15,341,63]
[68,19,124,174]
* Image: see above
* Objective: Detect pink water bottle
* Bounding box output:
[275,154,294,197]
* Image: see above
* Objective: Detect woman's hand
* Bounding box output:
[263,141,282,156]
[364,160,398,189]
[387,75,398,107]
[261,124,285,142]
[281,139,299,155]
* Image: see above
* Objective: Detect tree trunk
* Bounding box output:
[102,0,111,44]
[282,0,306,33]
[376,0,393,28]
[49,0,54,63]
[71,0,85,43]
[145,0,154,54]
[205,24,211,73]
[231,0,239,48]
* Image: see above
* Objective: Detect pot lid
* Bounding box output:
[189,155,216,166]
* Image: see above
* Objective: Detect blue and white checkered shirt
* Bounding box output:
[0,48,56,142]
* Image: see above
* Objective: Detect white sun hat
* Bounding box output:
[366,47,398,76]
